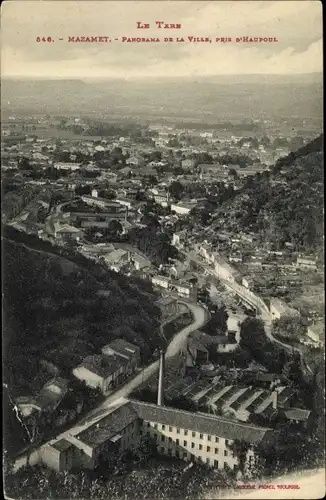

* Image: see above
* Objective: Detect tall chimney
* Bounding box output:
[157,350,165,406]
[272,390,278,410]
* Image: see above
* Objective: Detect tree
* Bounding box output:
[19,157,32,170]
[203,303,229,335]
[282,356,302,382]
[148,151,162,162]
[239,317,266,353]
[108,219,123,238]
[141,213,160,230]
[197,284,211,305]
[168,181,184,201]
[272,316,306,342]
[229,168,238,179]
[143,175,157,187]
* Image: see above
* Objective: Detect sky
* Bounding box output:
[1,0,323,78]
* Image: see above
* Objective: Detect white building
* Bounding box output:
[306,322,324,344]
[72,354,128,394]
[81,193,122,211]
[40,397,275,473]
[172,232,186,248]
[295,255,318,271]
[152,275,171,289]
[53,162,81,171]
[171,201,196,215]
[270,298,300,321]
[154,191,170,207]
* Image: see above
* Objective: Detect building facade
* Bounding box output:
[40,399,275,473]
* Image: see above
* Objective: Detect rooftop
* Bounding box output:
[76,354,128,379]
[76,402,139,447]
[102,339,139,359]
[51,438,73,452]
[283,408,311,421]
[82,195,121,207]
[55,223,80,234]
[130,399,274,444]
[103,249,129,264]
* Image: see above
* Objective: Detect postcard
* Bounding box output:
[2,1,324,499]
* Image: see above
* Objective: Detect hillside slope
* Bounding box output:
[3,240,161,394]
[213,135,323,250]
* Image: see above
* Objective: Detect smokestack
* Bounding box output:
[272,390,278,410]
[157,350,165,406]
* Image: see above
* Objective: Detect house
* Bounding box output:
[282,408,312,426]
[115,198,134,210]
[54,223,82,242]
[102,249,130,270]
[295,255,318,271]
[40,401,140,471]
[170,281,197,301]
[270,298,300,321]
[242,277,254,290]
[210,333,238,353]
[40,398,276,473]
[126,155,145,167]
[181,158,196,169]
[187,338,209,365]
[118,167,132,177]
[131,254,152,271]
[40,438,77,472]
[172,232,186,248]
[171,201,196,215]
[16,378,69,418]
[72,354,129,394]
[214,256,239,283]
[152,275,171,289]
[229,253,243,264]
[306,322,325,344]
[70,210,127,227]
[81,194,122,211]
[101,339,140,374]
[169,262,189,280]
[154,191,170,207]
[53,162,81,171]
[199,244,215,264]
[155,296,179,320]
[187,331,237,363]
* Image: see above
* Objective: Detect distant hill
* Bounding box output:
[1,75,323,121]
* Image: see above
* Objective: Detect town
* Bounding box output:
[2,1,324,497]
[3,111,324,492]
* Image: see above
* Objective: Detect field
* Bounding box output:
[23,126,104,141]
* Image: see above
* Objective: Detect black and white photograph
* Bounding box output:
[2,1,324,498]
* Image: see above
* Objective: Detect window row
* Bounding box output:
[145,422,228,443]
